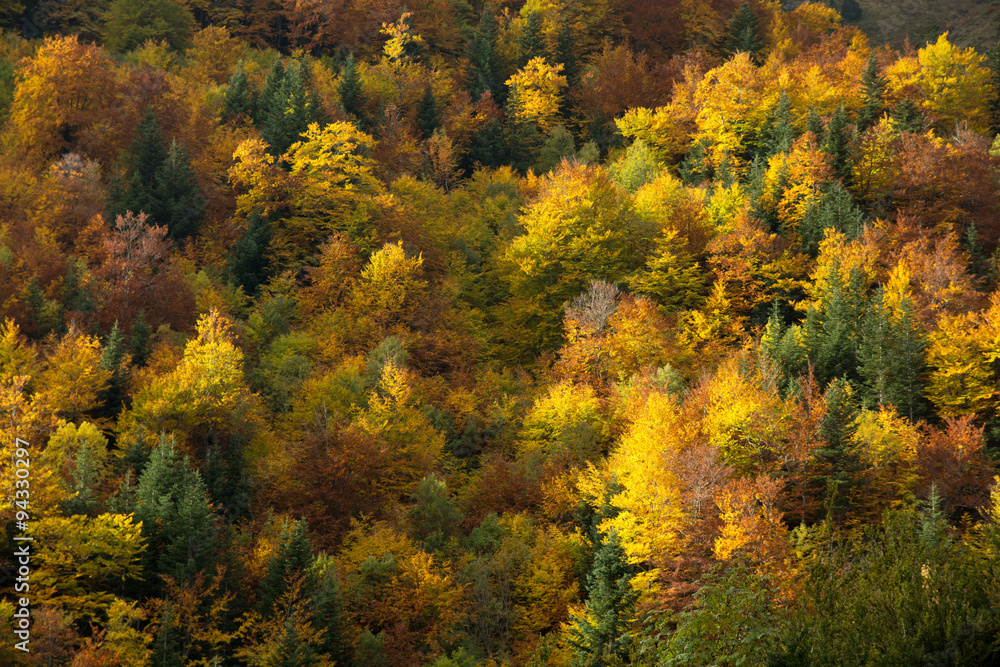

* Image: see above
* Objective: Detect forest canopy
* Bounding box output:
[2,0,1000,665]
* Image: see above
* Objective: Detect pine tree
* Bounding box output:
[857,54,887,131]
[823,105,853,185]
[806,108,823,138]
[157,139,205,241]
[766,91,795,156]
[417,83,440,139]
[567,530,639,667]
[222,60,257,122]
[468,5,505,103]
[723,2,761,62]
[110,110,167,221]
[339,53,364,119]
[857,289,929,421]
[257,58,286,126]
[803,266,866,386]
[890,99,924,134]
[133,435,218,591]
[519,11,545,67]
[259,518,314,615]
[260,60,321,156]
[556,17,578,86]
[815,377,861,520]
[798,182,865,256]
[311,555,350,666]
[97,321,130,421]
[129,310,152,366]
[228,210,272,295]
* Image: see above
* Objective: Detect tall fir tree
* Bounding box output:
[823,105,853,185]
[417,83,440,139]
[803,266,867,386]
[222,60,257,122]
[519,11,545,67]
[815,377,862,521]
[556,17,578,85]
[857,289,929,421]
[157,139,205,240]
[132,435,218,592]
[260,59,321,156]
[798,182,865,256]
[259,518,314,615]
[766,91,795,156]
[567,530,639,667]
[723,2,761,62]
[228,210,272,295]
[857,54,887,131]
[468,4,506,103]
[890,99,924,134]
[339,52,364,120]
[806,107,823,138]
[109,110,205,240]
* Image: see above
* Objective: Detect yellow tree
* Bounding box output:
[121,309,264,454]
[925,291,1000,418]
[506,57,568,132]
[8,35,118,164]
[886,33,993,133]
[33,324,111,426]
[32,513,144,623]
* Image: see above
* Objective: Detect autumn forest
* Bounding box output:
[1,0,1000,664]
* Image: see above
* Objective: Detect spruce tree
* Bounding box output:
[519,11,545,67]
[97,322,130,421]
[823,105,853,185]
[766,91,795,156]
[798,182,865,256]
[259,518,314,614]
[417,83,440,139]
[556,17,577,85]
[806,107,823,138]
[260,60,321,156]
[857,54,887,131]
[222,60,257,122]
[816,377,861,520]
[129,310,152,366]
[723,2,761,62]
[110,110,167,221]
[858,289,929,421]
[132,435,218,591]
[467,117,507,168]
[257,58,286,126]
[468,5,505,103]
[339,53,364,119]
[890,99,923,134]
[803,266,866,386]
[157,139,205,240]
[228,210,272,294]
[311,555,350,667]
[989,42,1000,136]
[567,530,639,667]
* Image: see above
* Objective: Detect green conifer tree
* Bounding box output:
[823,105,853,185]
[806,107,823,138]
[157,139,205,241]
[890,99,924,134]
[132,435,218,591]
[857,54,887,131]
[223,60,257,122]
[417,84,441,139]
[798,182,865,256]
[339,53,364,119]
[468,5,506,103]
[766,91,795,156]
[723,2,761,62]
[259,518,314,614]
[409,474,462,552]
[519,11,545,67]
[567,530,639,667]
[857,289,929,421]
[228,210,272,295]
